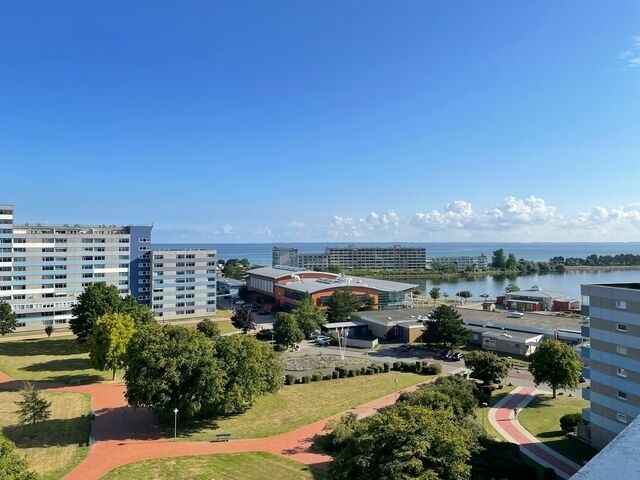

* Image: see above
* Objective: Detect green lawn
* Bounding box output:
[0,390,91,480]
[169,372,429,440]
[518,394,597,465]
[0,338,111,383]
[102,452,327,480]
[475,385,516,440]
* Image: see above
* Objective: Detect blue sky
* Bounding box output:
[1,1,639,242]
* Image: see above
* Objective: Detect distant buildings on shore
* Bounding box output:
[1,203,216,331]
[272,245,487,271]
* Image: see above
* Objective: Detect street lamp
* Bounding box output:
[481,402,488,429]
[394,377,399,401]
[173,408,179,442]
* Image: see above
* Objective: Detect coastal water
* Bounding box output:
[154,242,640,300]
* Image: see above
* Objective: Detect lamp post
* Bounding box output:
[173,408,179,442]
[481,402,488,430]
[394,377,399,401]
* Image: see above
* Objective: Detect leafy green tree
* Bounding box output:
[330,404,477,480]
[214,334,283,414]
[89,313,135,380]
[359,294,376,311]
[505,253,517,270]
[15,382,51,426]
[231,308,256,333]
[464,351,509,385]
[457,290,472,303]
[528,339,582,398]
[428,287,441,303]
[70,283,123,343]
[273,312,304,346]
[0,434,38,480]
[291,294,326,336]
[505,283,520,293]
[238,285,250,301]
[0,300,17,336]
[424,305,470,348]
[223,258,251,279]
[120,295,156,326]
[124,324,225,418]
[196,318,221,339]
[326,289,360,322]
[490,249,507,269]
[44,325,54,338]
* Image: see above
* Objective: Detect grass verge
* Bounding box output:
[167,372,429,440]
[475,385,516,440]
[518,393,597,466]
[0,338,111,383]
[0,390,91,480]
[102,452,327,480]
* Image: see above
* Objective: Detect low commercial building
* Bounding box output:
[217,278,245,298]
[467,325,542,357]
[497,285,580,312]
[246,265,417,310]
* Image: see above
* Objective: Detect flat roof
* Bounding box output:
[506,288,570,300]
[247,265,318,279]
[324,320,368,329]
[281,275,417,294]
[593,283,640,291]
[357,306,580,334]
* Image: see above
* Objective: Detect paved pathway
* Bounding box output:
[488,386,582,479]
[0,368,424,479]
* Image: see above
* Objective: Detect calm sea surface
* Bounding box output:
[155,242,640,299]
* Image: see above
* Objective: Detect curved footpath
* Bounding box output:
[488,386,582,480]
[0,370,424,479]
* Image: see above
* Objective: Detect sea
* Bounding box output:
[154,242,640,300]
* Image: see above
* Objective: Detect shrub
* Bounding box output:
[295,377,303,384]
[322,374,332,381]
[365,367,375,375]
[335,367,348,378]
[312,373,322,382]
[392,361,401,371]
[332,370,340,379]
[360,367,366,375]
[415,361,423,373]
[347,369,355,377]
[383,362,391,373]
[285,374,296,385]
[560,412,584,433]
[302,376,311,384]
[424,363,442,375]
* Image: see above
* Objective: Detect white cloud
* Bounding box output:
[286,220,306,228]
[329,210,401,238]
[620,36,640,68]
[414,200,475,229]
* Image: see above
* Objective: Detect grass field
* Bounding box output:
[0,390,91,480]
[102,452,327,480]
[518,393,597,465]
[475,385,516,440]
[168,372,429,441]
[0,338,111,383]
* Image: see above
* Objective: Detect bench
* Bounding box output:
[215,433,232,442]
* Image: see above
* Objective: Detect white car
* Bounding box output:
[507,311,524,318]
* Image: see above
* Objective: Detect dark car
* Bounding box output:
[579,375,586,383]
[399,344,413,352]
[439,349,454,360]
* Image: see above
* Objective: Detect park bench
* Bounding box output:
[215,433,232,442]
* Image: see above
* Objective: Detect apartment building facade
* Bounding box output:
[151,249,217,321]
[0,203,216,331]
[426,254,488,271]
[581,283,640,449]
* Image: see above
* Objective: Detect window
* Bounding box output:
[617,367,627,378]
[616,345,628,355]
[618,391,628,401]
[617,323,627,332]
[617,412,628,424]
[616,300,627,310]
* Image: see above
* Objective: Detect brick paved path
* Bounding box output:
[488,386,582,479]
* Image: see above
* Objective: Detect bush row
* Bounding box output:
[284,360,442,385]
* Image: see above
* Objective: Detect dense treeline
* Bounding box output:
[549,253,640,267]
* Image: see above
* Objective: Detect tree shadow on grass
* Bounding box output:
[2,417,90,448]
[21,358,94,373]
[0,338,89,357]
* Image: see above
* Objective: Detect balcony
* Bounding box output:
[581,344,591,360]
[582,387,591,401]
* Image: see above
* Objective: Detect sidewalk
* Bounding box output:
[488,386,581,479]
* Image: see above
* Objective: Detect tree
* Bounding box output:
[291,294,326,336]
[479,294,489,302]
[528,339,582,398]
[330,404,476,480]
[464,350,509,385]
[399,376,477,419]
[70,283,123,343]
[120,295,156,326]
[326,289,360,322]
[490,249,506,269]
[15,382,51,426]
[0,434,38,480]
[44,325,54,338]
[505,283,520,293]
[231,308,256,333]
[359,294,376,311]
[214,334,283,414]
[89,313,135,380]
[196,318,221,339]
[273,312,304,346]
[238,285,250,301]
[505,253,517,270]
[0,300,17,336]
[429,287,441,303]
[423,305,470,348]
[457,290,472,303]
[125,324,225,418]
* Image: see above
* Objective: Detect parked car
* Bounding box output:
[399,344,413,352]
[316,338,331,346]
[234,300,245,306]
[439,349,454,360]
[308,331,321,340]
[315,335,331,343]
[506,311,524,318]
